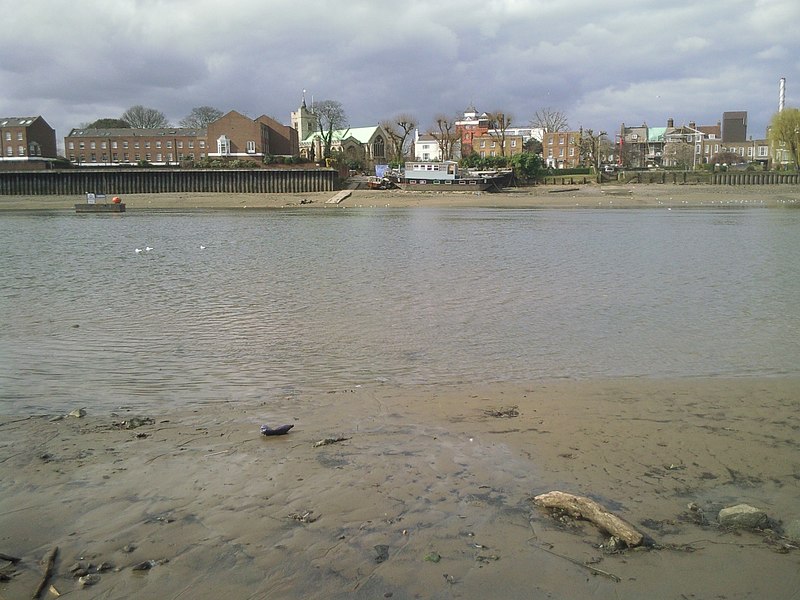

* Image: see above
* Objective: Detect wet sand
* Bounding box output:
[1,377,799,599]
[1,182,799,210]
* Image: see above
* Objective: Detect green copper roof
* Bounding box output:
[648,127,666,142]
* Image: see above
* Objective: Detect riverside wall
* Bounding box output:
[0,168,336,195]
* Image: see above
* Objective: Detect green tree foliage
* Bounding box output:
[121,105,170,129]
[768,108,800,170]
[87,118,130,129]
[510,152,546,181]
[179,106,223,129]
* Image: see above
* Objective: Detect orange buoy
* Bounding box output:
[112,196,121,204]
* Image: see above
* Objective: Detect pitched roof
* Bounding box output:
[0,116,40,127]
[66,127,204,137]
[302,125,383,144]
[648,126,666,142]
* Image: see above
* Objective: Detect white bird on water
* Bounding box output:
[135,248,143,253]
[200,245,206,250]
[145,246,154,252]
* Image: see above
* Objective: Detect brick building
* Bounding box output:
[455,107,490,156]
[1,116,58,169]
[471,132,525,158]
[206,110,298,162]
[65,127,206,165]
[542,131,581,168]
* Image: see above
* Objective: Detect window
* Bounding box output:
[199,141,205,148]
[112,153,118,161]
[5,146,11,156]
[511,140,516,148]
[166,141,172,148]
[4,132,10,141]
[491,141,496,148]
[90,153,96,162]
[372,136,385,158]
[188,141,194,149]
[79,142,85,149]
[490,151,496,157]
[68,142,74,150]
[123,141,128,149]
[156,141,161,148]
[123,153,129,161]
[145,142,151,149]
[758,146,767,157]
[480,141,485,148]
[145,153,151,161]
[17,132,23,140]
[101,142,107,149]
[177,141,183,149]
[90,142,96,149]
[156,153,162,162]
[217,135,230,155]
[559,149,564,157]
[422,144,429,150]
[246,140,256,153]
[111,141,117,149]
[569,147,574,156]
[18,145,24,155]
[134,142,140,149]
[135,154,141,161]
[559,135,565,145]
[167,153,173,162]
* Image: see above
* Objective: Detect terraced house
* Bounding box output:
[64,127,206,166]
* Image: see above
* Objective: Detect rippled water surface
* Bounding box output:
[2,206,799,413]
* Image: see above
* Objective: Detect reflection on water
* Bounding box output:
[1,206,799,412]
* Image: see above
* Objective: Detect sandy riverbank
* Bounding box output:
[1,377,799,599]
[1,183,800,211]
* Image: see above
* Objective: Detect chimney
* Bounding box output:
[689,121,696,130]
[667,118,674,128]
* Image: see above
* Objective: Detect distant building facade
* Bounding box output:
[65,127,206,165]
[1,116,58,169]
[206,110,298,162]
[542,131,581,168]
[413,130,442,161]
[455,107,490,156]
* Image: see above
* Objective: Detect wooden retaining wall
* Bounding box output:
[711,172,800,185]
[0,168,336,195]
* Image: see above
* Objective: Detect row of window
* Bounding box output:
[4,143,41,156]
[68,153,206,163]
[68,140,206,150]
[4,131,24,141]
[478,140,518,148]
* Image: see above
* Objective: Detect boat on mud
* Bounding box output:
[398,161,509,192]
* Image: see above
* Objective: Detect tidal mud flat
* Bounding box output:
[1,182,800,211]
[1,377,799,599]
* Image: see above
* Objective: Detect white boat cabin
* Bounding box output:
[403,161,460,181]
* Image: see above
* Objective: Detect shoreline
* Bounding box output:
[1,183,800,211]
[1,376,798,598]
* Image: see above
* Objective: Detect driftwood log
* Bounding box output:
[533,491,643,547]
[32,546,58,599]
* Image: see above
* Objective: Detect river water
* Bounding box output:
[1,206,799,413]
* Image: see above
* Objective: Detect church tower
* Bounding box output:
[290,90,318,143]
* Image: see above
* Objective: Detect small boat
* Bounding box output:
[398,161,507,191]
[75,193,126,213]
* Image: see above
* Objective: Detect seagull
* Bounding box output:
[200,245,206,250]
[145,246,153,252]
[135,248,143,253]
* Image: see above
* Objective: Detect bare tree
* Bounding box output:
[180,106,223,129]
[313,100,348,159]
[121,105,169,128]
[487,111,513,156]
[531,107,569,133]
[578,128,608,170]
[428,114,459,161]
[381,114,417,165]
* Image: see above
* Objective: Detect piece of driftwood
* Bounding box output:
[32,546,58,599]
[533,491,643,547]
[0,552,21,563]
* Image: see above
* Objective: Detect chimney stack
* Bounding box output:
[667,118,674,128]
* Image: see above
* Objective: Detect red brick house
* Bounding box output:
[206,110,298,163]
[1,116,58,169]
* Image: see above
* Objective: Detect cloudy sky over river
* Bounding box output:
[1,0,798,146]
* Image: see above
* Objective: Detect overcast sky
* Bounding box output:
[2,0,798,150]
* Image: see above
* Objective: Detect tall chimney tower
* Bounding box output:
[779,77,786,112]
